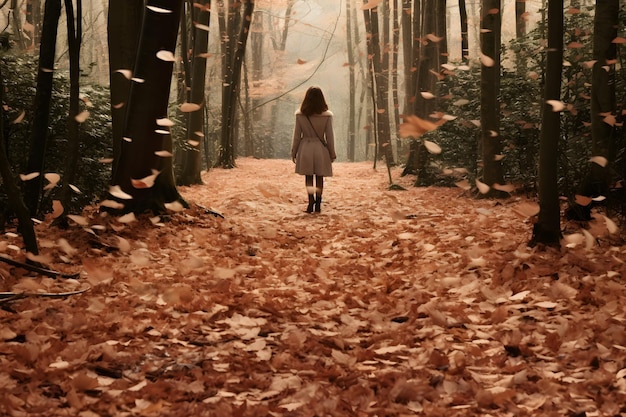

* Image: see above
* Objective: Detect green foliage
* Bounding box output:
[420,6,625,201]
[1,53,112,216]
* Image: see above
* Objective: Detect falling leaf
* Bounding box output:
[165,201,185,212]
[479,52,495,67]
[155,129,170,135]
[455,179,471,190]
[574,195,592,206]
[612,37,626,44]
[155,150,173,157]
[423,140,442,154]
[131,170,160,189]
[296,58,307,64]
[131,77,145,83]
[420,91,435,100]
[453,98,469,106]
[67,215,89,226]
[398,115,439,138]
[100,199,124,210]
[146,5,172,13]
[109,185,133,200]
[426,33,444,43]
[180,102,201,112]
[441,63,456,71]
[546,100,566,112]
[603,114,617,126]
[75,110,90,123]
[602,215,618,234]
[12,110,25,124]
[590,156,608,167]
[567,41,584,49]
[194,23,210,32]
[493,183,515,193]
[156,50,176,62]
[20,172,40,181]
[52,200,64,218]
[115,69,132,79]
[156,118,175,127]
[117,212,137,224]
[475,179,490,194]
[70,184,81,194]
[361,0,383,10]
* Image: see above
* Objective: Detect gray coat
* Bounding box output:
[291,110,336,177]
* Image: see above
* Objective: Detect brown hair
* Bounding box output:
[300,87,329,116]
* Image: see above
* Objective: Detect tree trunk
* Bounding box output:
[479,0,504,193]
[459,0,469,62]
[346,0,356,162]
[108,0,142,175]
[530,0,563,247]
[178,0,210,186]
[0,63,39,254]
[218,0,254,169]
[110,0,186,213]
[587,0,618,196]
[23,0,62,217]
[56,0,82,217]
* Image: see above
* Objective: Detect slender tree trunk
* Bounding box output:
[0,63,39,254]
[479,0,504,192]
[23,0,61,217]
[110,0,186,212]
[57,0,82,217]
[178,0,210,185]
[346,0,356,161]
[531,0,563,247]
[588,0,618,196]
[459,0,469,62]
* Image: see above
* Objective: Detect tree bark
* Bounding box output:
[110,0,186,212]
[479,0,504,192]
[346,0,356,161]
[23,0,62,217]
[178,0,210,186]
[530,0,563,247]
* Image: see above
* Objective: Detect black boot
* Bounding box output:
[314,195,322,213]
[306,194,315,213]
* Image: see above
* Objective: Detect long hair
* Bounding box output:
[300,87,329,116]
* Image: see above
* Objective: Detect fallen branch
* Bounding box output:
[0,288,90,304]
[0,255,80,279]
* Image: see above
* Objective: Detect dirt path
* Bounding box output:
[1,158,626,416]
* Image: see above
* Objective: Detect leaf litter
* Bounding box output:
[1,158,626,416]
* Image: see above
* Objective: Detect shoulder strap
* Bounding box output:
[306,115,328,147]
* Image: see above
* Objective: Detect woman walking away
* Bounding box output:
[291,87,337,213]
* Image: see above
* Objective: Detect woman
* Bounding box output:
[291,87,337,213]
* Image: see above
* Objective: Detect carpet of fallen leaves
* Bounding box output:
[2,157,626,417]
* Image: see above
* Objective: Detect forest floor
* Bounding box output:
[1,157,626,417]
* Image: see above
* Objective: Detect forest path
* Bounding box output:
[2,158,626,416]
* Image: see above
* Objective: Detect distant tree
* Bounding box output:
[109,0,186,213]
[479,0,505,195]
[459,0,469,62]
[530,0,563,247]
[217,0,254,169]
[177,0,210,186]
[362,0,394,166]
[23,0,62,217]
[346,0,357,161]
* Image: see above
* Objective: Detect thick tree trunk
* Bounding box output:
[178,0,210,186]
[479,0,504,192]
[108,0,142,175]
[530,0,563,247]
[218,0,254,169]
[110,0,186,213]
[23,0,62,217]
[459,0,469,62]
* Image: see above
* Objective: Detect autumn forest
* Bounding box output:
[1,0,626,416]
